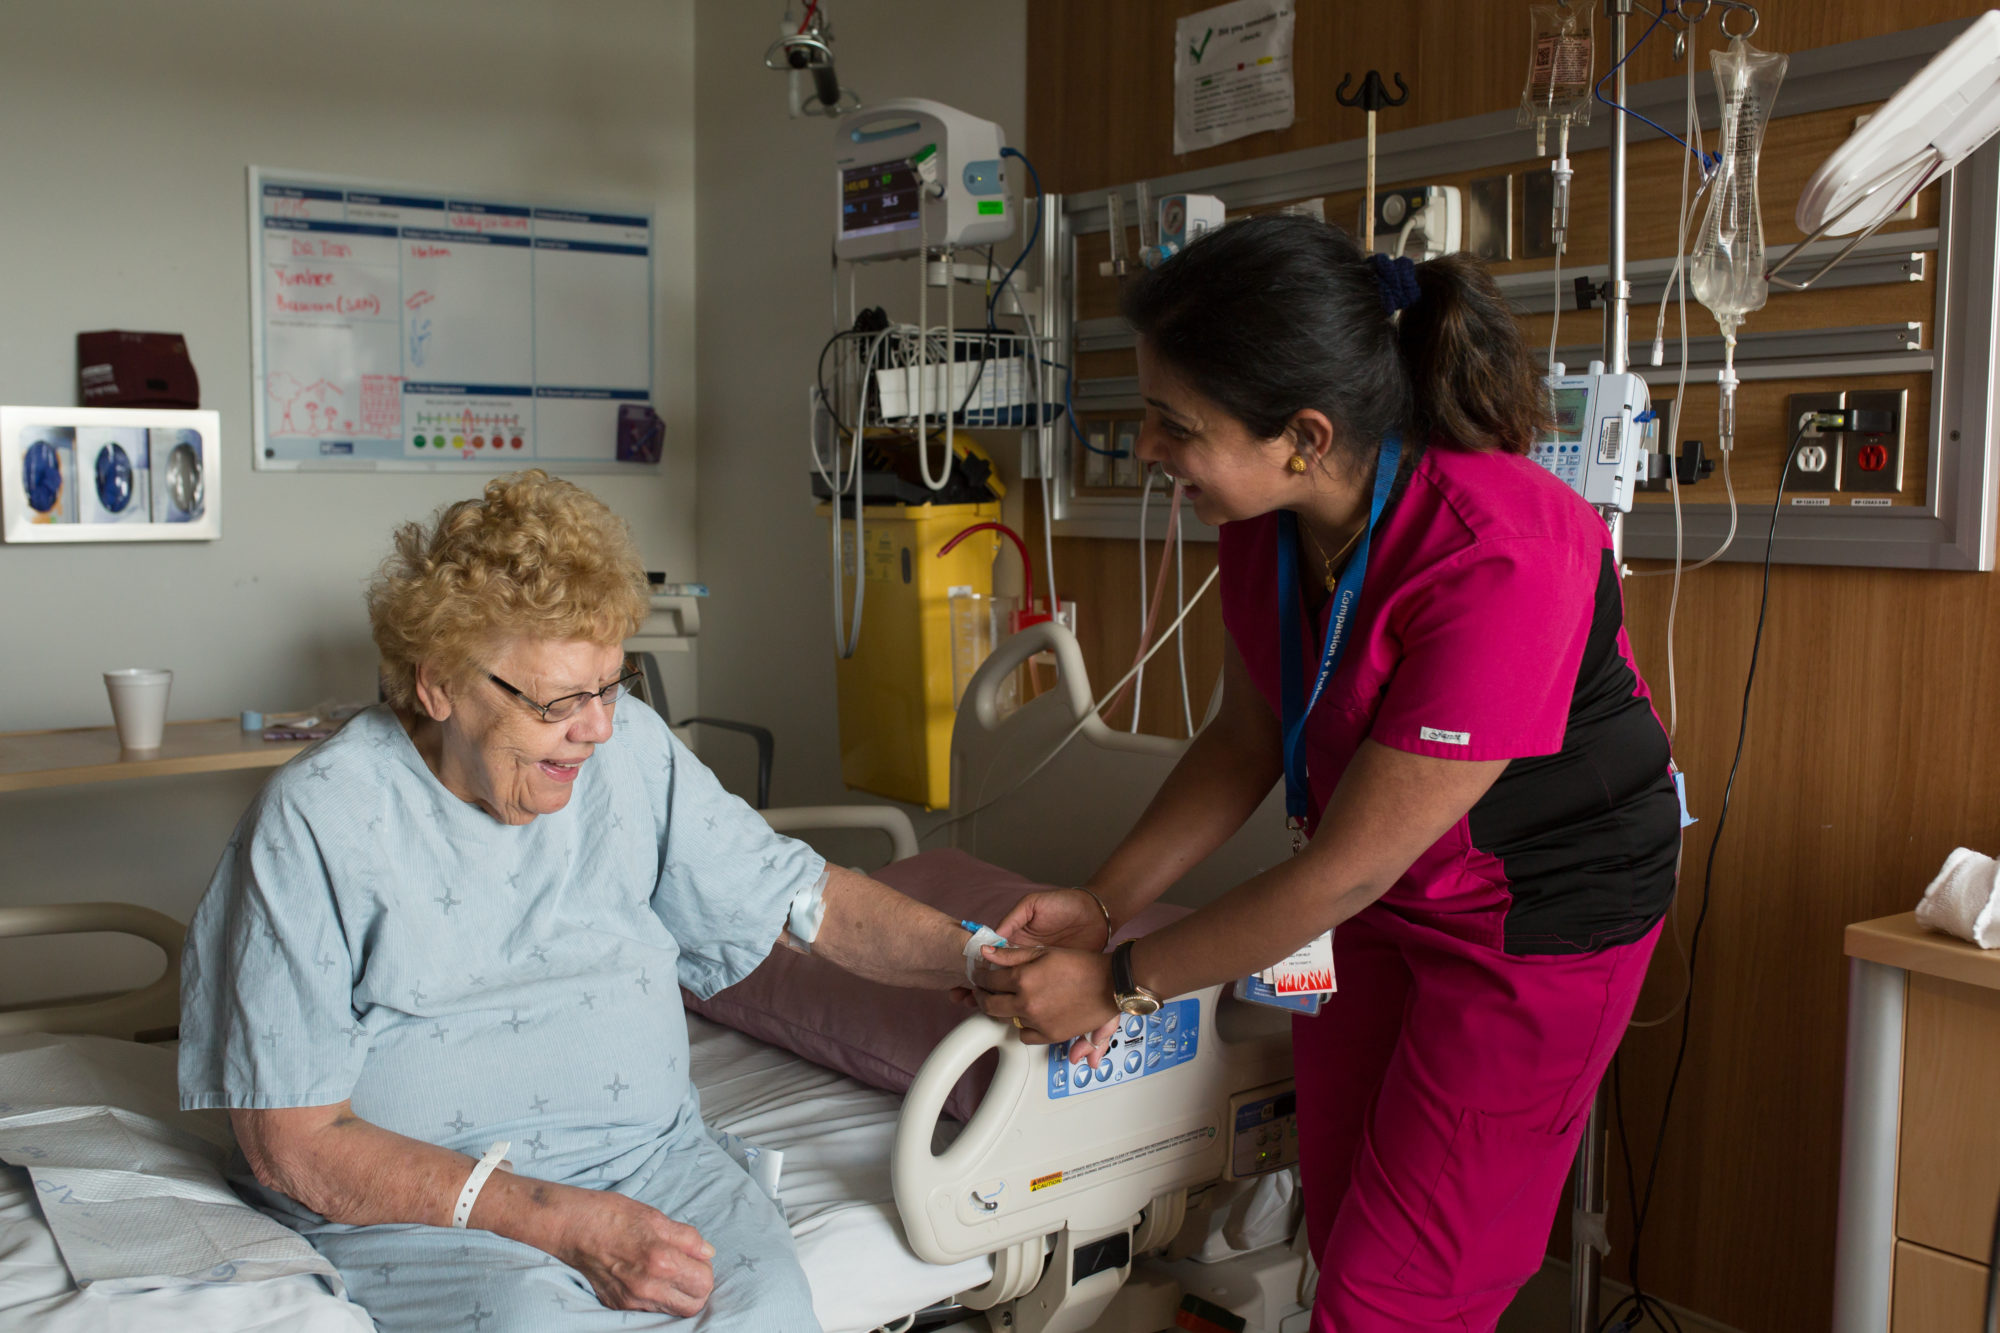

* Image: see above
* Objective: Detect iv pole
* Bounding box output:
[1571,5,1631,1331]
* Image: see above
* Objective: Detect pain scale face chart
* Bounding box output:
[248,169,655,471]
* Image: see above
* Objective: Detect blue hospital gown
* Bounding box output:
[178,702,828,1332]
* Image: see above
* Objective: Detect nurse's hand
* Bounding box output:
[973,945,1120,1061]
[559,1189,716,1316]
[993,888,1113,952]
[948,888,1112,1013]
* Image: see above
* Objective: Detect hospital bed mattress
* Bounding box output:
[0,1018,988,1333]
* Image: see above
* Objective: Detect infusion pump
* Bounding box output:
[1532,362,1655,513]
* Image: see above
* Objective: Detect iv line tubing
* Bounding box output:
[1176,506,1195,737]
[1132,468,1154,732]
[1607,6,1629,377]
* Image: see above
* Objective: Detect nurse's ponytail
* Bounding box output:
[1401,252,1551,455]
[1122,214,1549,459]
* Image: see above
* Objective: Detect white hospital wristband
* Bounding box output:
[451,1140,511,1229]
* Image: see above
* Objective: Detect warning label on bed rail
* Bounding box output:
[1033,1125,1218,1196]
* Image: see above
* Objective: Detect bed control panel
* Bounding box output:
[1046,997,1201,1099]
[1226,1081,1301,1179]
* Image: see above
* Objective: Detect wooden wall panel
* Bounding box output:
[1028,4,1999,1331]
[1026,0,1993,196]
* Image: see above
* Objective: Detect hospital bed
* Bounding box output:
[0,622,1307,1333]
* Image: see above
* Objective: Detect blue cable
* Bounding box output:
[990,148,1125,456]
[1594,4,1721,176]
[989,147,1042,330]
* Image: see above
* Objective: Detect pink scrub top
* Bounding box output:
[1219,441,1678,956]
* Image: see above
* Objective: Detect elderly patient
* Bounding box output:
[179,472,976,1333]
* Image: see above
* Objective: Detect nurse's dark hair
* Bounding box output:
[1120,213,1550,459]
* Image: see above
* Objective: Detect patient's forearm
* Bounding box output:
[232,1105,579,1250]
[1088,721,1279,926]
[812,865,973,989]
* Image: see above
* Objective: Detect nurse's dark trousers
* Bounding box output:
[1298,905,1662,1332]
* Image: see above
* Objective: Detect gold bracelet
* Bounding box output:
[1080,887,1115,941]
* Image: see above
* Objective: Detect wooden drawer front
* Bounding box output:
[1892,1241,1988,1331]
[1898,973,2000,1261]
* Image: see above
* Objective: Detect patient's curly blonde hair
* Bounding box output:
[367,471,649,711]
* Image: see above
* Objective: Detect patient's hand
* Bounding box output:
[559,1189,716,1316]
[972,945,1119,1061]
[993,888,1111,952]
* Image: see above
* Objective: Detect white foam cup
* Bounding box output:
[104,669,173,751]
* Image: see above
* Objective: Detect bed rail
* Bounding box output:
[892,984,1292,1331]
[948,620,1289,901]
[761,804,920,864]
[0,902,184,1040]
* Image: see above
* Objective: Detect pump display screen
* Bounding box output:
[841,161,921,238]
[1548,387,1590,443]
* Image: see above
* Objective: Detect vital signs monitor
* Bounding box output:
[834,99,1013,262]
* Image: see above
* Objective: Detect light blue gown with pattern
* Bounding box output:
[179,702,827,1332]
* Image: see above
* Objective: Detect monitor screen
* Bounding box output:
[841,161,921,238]
[1548,387,1589,443]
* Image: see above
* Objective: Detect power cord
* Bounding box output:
[1985,1185,1999,1333]
[988,147,1042,331]
[1602,446,1796,1333]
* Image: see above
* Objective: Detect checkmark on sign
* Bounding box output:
[1190,28,1213,63]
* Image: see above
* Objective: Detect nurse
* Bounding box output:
[974,214,1679,1331]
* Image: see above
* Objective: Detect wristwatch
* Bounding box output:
[1110,940,1162,1016]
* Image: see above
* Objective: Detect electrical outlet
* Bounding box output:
[1521,168,1558,260]
[1112,422,1143,489]
[1787,392,1845,490]
[1083,424,1112,488]
[1467,175,1514,262]
[1838,389,1907,493]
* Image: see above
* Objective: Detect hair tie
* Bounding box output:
[1367,253,1421,316]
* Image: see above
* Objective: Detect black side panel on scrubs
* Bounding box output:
[1467,550,1679,955]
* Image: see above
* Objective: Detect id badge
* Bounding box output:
[1236,975,1323,1015]
[1260,928,1336,996]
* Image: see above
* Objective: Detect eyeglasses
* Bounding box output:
[487,668,641,723]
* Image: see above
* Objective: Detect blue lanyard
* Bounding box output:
[1277,434,1403,829]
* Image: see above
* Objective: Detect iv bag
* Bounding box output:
[1691,38,1789,333]
[1518,3,1594,153]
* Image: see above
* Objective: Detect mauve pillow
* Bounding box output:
[682,848,1190,1121]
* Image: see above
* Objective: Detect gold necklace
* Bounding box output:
[1300,520,1363,592]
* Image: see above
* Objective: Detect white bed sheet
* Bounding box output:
[688,1011,992,1333]
[0,1021,987,1333]
[0,1164,373,1333]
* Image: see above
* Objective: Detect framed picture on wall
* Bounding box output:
[0,406,222,543]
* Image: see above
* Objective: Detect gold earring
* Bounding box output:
[1287,455,1308,474]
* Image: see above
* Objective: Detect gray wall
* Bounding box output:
[691,0,1028,815]
[0,0,698,1003]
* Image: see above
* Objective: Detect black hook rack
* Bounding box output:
[1334,70,1409,114]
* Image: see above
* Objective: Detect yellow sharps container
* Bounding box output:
[822,498,1002,809]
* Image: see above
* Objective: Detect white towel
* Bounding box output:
[1915,846,2000,949]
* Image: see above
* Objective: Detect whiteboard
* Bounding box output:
[248,168,655,471]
